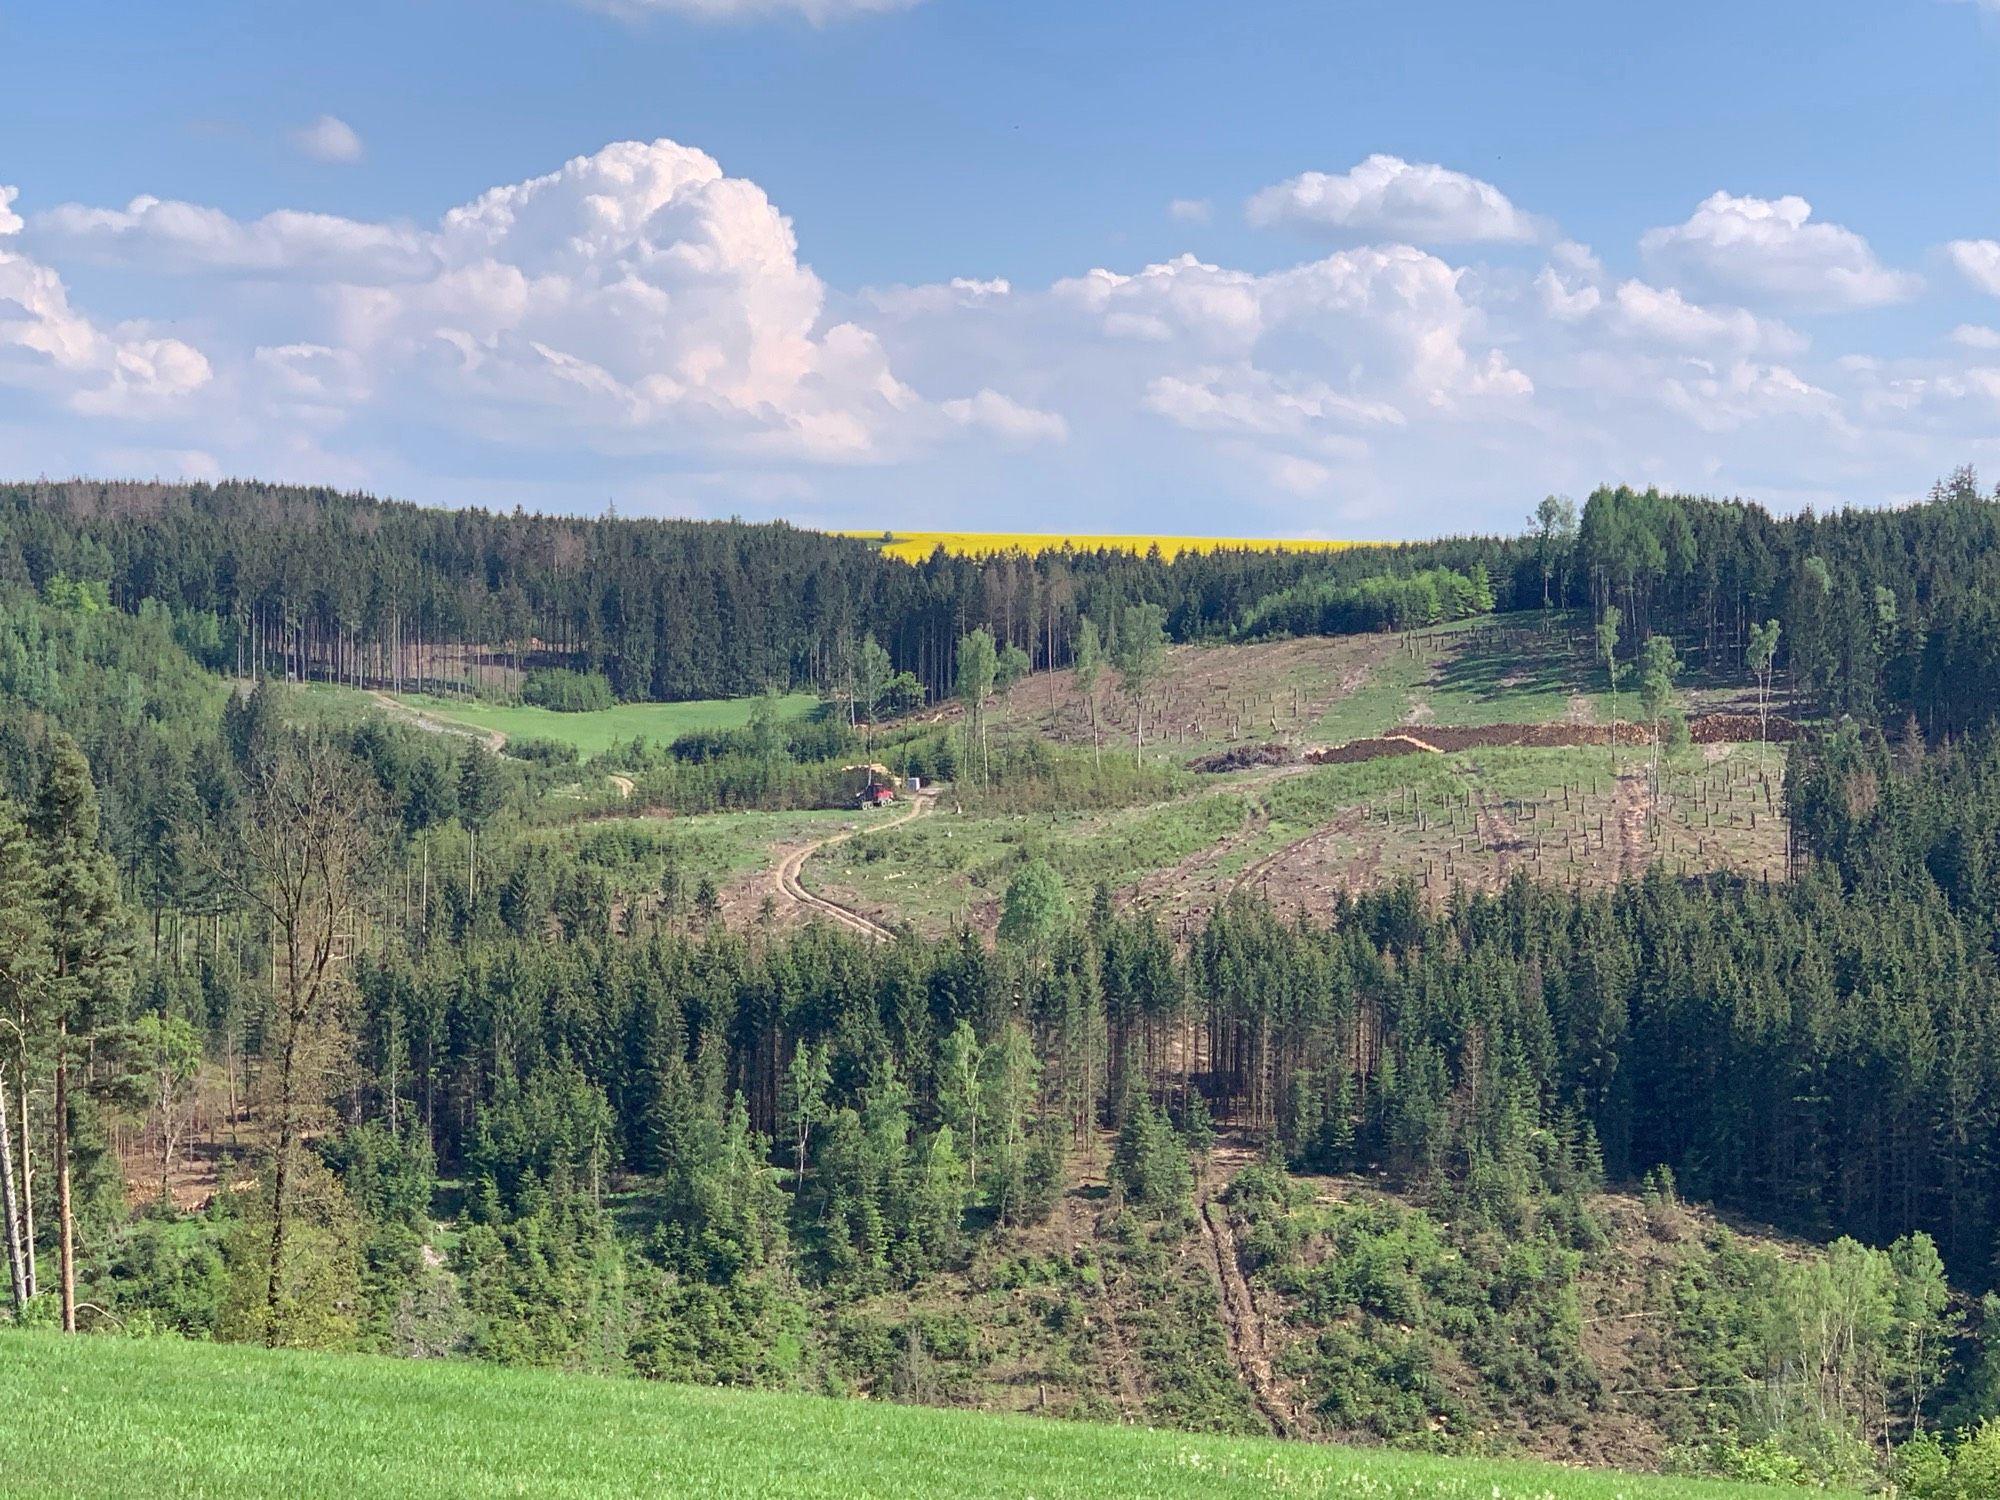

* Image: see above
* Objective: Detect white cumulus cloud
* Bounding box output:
[941,389,1067,443]
[0,186,212,416]
[18,140,1075,466]
[1944,239,2000,297]
[293,115,364,164]
[36,195,431,280]
[1640,191,1921,311]
[9,138,2000,533]
[1247,154,1546,244]
[1054,246,1532,407]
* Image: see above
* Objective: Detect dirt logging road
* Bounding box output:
[1199,1151,1307,1439]
[775,792,933,940]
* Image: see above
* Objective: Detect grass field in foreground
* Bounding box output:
[390,690,821,756]
[2,1332,1838,1500]
[840,530,1374,563]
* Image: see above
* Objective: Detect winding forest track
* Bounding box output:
[367,690,507,753]
[776,793,932,940]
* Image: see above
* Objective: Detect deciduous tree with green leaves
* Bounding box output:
[1639,632,1679,823]
[1072,616,1103,768]
[1112,603,1167,761]
[1532,494,1578,611]
[855,635,891,726]
[954,628,998,785]
[998,860,1071,960]
[1748,618,1782,744]
[1595,606,1622,755]
[202,737,376,1346]
[131,1012,201,1204]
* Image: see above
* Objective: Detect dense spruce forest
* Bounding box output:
[4,471,1996,735]
[4,471,2000,1493]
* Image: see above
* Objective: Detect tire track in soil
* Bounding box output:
[1197,1165,1305,1439]
[1613,762,1652,880]
[1469,782,1524,887]
[1224,807,1365,909]
[776,794,931,941]
[1122,791,1271,923]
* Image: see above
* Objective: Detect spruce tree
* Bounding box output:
[31,736,128,1332]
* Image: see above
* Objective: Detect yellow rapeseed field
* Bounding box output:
[837,530,1375,563]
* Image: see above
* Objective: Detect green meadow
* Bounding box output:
[1,1332,1848,1500]
[295,684,821,757]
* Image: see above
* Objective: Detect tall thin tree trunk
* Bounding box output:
[265,1002,298,1338]
[18,1041,34,1301]
[55,1022,75,1333]
[0,1065,28,1316]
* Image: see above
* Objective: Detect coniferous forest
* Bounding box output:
[5,471,2000,1493]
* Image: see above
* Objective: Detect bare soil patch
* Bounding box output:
[992,634,1402,757]
[1306,713,1801,765]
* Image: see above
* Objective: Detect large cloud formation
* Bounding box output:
[36,140,1060,462]
[1,139,1992,530]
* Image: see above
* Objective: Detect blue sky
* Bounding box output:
[3,0,1999,536]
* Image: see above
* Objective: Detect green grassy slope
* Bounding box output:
[2,1332,1848,1500]
[294,684,821,756]
[400,690,821,755]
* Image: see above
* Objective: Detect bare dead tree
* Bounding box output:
[194,736,377,1341]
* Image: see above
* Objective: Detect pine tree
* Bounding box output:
[31,736,128,1332]
[1111,1091,1189,1214]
